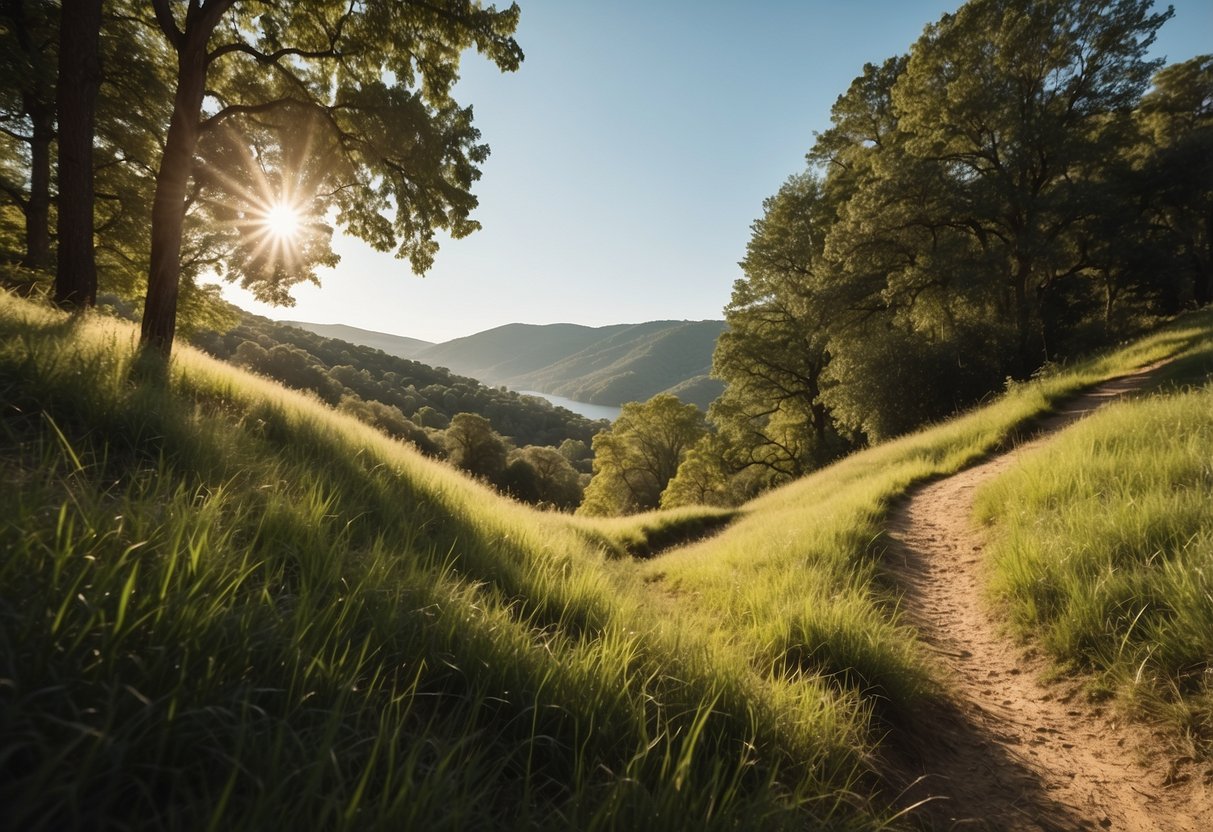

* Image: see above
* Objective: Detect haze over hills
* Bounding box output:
[284,319,727,410]
[279,321,434,359]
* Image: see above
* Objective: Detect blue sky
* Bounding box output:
[217,0,1212,344]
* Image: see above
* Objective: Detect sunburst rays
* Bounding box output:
[198,117,327,280]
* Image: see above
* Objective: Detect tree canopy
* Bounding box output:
[700,0,1210,509]
[138,0,523,352]
[0,1,522,347]
[578,394,707,516]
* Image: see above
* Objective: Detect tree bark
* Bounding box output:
[20,97,53,270]
[4,0,55,270]
[140,7,218,355]
[1011,255,1042,377]
[54,0,103,309]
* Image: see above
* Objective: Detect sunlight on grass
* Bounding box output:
[0,293,887,830]
[3,291,1210,829]
[620,308,1213,734]
[975,337,1213,755]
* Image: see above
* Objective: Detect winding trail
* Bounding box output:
[885,362,1213,831]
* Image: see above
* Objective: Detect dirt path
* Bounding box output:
[885,362,1213,831]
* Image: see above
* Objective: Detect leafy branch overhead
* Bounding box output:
[135,0,523,352]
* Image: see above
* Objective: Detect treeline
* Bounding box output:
[191,315,598,509]
[580,0,1212,516]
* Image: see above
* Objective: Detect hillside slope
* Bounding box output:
[6,292,1208,831]
[415,322,631,382]
[512,320,725,408]
[294,318,728,409]
[195,315,606,450]
[279,321,433,359]
[0,293,891,831]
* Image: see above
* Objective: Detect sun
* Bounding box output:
[263,201,302,240]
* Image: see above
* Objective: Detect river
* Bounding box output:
[518,391,621,422]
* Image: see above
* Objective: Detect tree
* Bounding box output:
[558,437,593,474]
[660,434,741,509]
[443,412,508,482]
[808,0,1176,437]
[0,0,57,270]
[890,0,1172,372]
[711,173,853,483]
[578,394,707,517]
[506,445,583,509]
[141,0,523,354]
[1135,54,1213,306]
[53,0,102,308]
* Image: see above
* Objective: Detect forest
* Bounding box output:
[584,3,1213,516]
[193,312,598,508]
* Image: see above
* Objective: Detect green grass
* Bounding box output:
[4,290,1211,830]
[0,293,891,831]
[974,335,1213,756]
[629,310,1213,743]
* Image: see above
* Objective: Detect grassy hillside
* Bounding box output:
[626,308,1213,774]
[0,294,892,831]
[280,321,434,359]
[3,291,1210,830]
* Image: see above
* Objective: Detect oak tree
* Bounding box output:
[141,0,523,354]
[578,394,707,516]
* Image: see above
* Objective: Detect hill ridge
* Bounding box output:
[286,318,726,409]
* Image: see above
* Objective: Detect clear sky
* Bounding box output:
[215,0,1212,344]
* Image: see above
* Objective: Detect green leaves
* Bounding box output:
[579,394,707,516]
[135,0,523,351]
[718,0,1198,487]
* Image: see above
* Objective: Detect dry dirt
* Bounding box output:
[885,362,1213,831]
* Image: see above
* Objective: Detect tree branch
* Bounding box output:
[0,176,29,208]
[0,123,33,143]
[198,96,308,132]
[150,0,182,49]
[208,41,346,66]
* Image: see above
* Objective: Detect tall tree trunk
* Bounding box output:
[1011,255,1042,377]
[140,33,209,354]
[4,0,56,270]
[21,97,53,270]
[54,0,102,309]
[1196,206,1213,306]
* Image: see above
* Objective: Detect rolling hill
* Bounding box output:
[286,318,727,409]
[278,321,434,359]
[3,291,1211,830]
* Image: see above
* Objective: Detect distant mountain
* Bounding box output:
[414,320,726,409]
[280,321,433,360]
[283,318,727,409]
[415,322,621,381]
